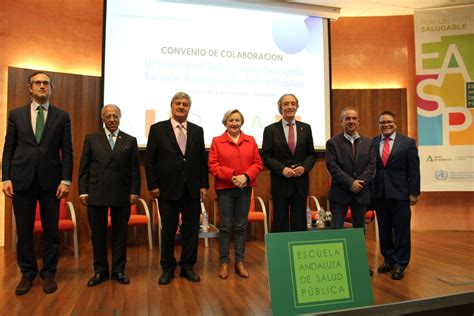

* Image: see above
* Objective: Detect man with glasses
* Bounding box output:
[2,71,73,295]
[372,111,420,280]
[145,92,209,285]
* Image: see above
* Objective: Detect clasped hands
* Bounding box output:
[232,175,247,189]
[282,165,305,178]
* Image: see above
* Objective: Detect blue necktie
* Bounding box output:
[108,132,115,149]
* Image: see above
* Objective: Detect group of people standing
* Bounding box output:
[2,71,419,297]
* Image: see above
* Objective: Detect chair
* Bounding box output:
[213,187,268,235]
[107,198,153,250]
[153,199,209,251]
[307,195,323,223]
[12,198,79,258]
[344,207,376,231]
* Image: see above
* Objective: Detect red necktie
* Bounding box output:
[382,137,390,167]
[287,122,295,155]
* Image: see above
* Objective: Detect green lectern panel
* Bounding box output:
[265,229,373,315]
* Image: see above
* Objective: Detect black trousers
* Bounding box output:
[13,174,60,280]
[330,200,367,230]
[271,188,306,233]
[87,205,131,274]
[375,197,411,268]
[158,185,201,272]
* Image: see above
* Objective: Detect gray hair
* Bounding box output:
[277,93,299,114]
[101,104,122,119]
[222,109,244,125]
[170,92,192,106]
[340,106,359,120]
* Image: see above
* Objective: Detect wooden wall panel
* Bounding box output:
[4,67,102,249]
[331,89,407,137]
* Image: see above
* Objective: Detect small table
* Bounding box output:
[176,224,219,251]
[199,224,219,251]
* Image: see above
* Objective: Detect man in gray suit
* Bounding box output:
[2,71,73,295]
[78,104,140,287]
[326,107,375,230]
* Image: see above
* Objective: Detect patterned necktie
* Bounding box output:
[35,105,44,143]
[381,137,391,167]
[177,124,186,155]
[287,122,295,155]
[108,132,115,149]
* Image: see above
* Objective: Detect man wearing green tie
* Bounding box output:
[2,71,73,295]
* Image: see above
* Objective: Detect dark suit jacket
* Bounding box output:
[372,133,420,201]
[326,133,375,205]
[261,120,316,197]
[78,130,140,207]
[2,104,73,191]
[145,120,209,200]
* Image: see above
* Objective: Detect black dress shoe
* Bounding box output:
[43,277,57,294]
[158,271,175,285]
[15,277,33,296]
[391,265,405,280]
[87,273,110,287]
[112,273,130,285]
[377,262,394,273]
[180,269,200,282]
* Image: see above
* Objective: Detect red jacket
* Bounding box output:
[208,131,263,190]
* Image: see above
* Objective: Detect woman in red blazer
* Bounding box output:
[208,109,263,279]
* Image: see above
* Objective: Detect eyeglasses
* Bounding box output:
[378,120,395,125]
[104,114,120,120]
[32,80,51,86]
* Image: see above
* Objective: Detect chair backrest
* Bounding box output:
[248,188,255,213]
[131,203,137,215]
[35,198,68,221]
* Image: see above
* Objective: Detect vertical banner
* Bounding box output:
[415,6,474,191]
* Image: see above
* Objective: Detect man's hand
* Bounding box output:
[2,182,14,198]
[79,195,88,206]
[200,188,208,201]
[282,167,296,178]
[292,166,305,177]
[349,180,364,193]
[56,183,70,199]
[150,188,160,199]
[409,195,418,206]
[130,194,139,204]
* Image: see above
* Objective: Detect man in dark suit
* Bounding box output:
[262,94,316,232]
[2,71,73,295]
[373,111,420,280]
[326,107,375,229]
[78,104,140,287]
[145,92,209,285]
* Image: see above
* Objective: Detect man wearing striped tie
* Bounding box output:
[2,71,73,295]
[372,111,420,280]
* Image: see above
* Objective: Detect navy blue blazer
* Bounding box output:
[326,133,375,205]
[145,119,209,200]
[2,104,73,191]
[372,133,420,201]
[78,130,140,207]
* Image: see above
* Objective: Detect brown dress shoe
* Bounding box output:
[218,263,229,279]
[235,262,249,278]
